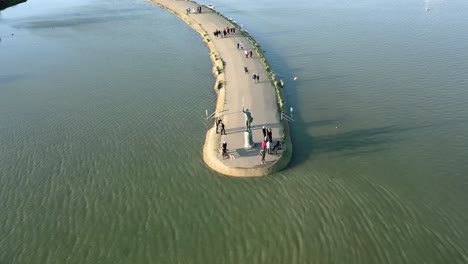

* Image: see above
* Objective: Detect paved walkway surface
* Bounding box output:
[149,0,290,176]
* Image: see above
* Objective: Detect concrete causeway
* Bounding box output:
[149,0,292,177]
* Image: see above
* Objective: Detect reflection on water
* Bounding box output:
[0,0,467,263]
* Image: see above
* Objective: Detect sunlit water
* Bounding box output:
[0,0,467,263]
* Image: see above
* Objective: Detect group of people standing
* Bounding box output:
[216,117,228,158]
[259,127,281,163]
[258,126,272,163]
[186,6,202,14]
[213,27,236,38]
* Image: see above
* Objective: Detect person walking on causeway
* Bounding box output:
[221,122,226,135]
[215,117,222,134]
[221,141,228,158]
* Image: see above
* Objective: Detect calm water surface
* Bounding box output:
[1,0,467,263]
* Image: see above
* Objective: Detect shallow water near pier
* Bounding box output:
[1,0,467,263]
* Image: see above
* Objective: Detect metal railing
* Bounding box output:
[281,112,295,122]
[206,110,216,120]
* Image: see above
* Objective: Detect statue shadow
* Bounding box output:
[225,122,282,136]
[234,147,260,157]
[288,121,431,169]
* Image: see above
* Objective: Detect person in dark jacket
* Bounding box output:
[221,122,226,135]
[222,141,228,158]
[267,127,273,142]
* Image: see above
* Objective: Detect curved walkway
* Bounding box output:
[149,0,292,177]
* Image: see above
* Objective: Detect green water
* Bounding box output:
[1,0,467,263]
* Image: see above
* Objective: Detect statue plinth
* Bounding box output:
[244,130,254,149]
